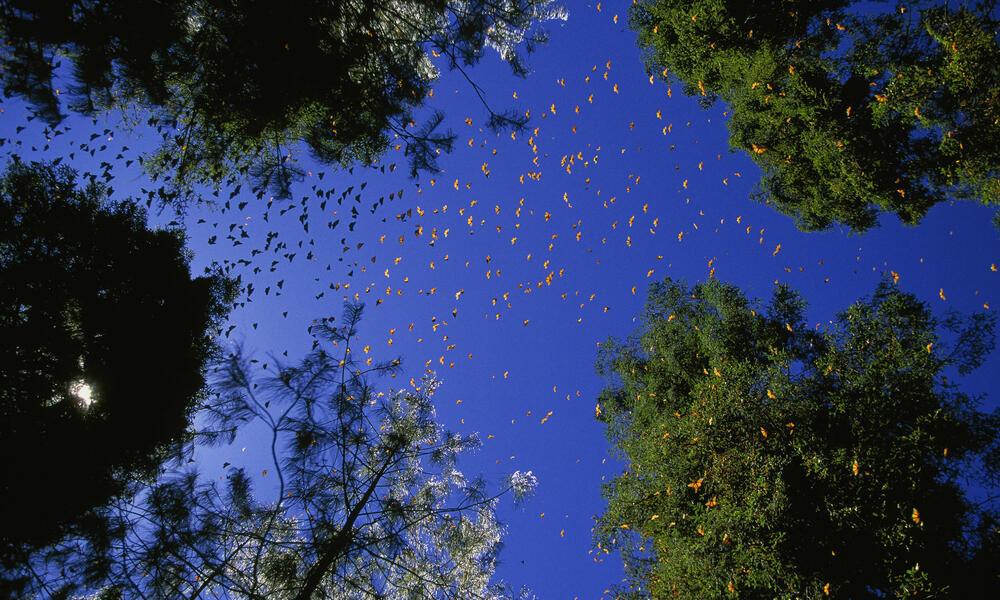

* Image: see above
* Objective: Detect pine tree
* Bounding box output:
[595,277,1000,598]
[0,0,568,199]
[630,0,1000,231]
[12,303,537,600]
[0,157,236,590]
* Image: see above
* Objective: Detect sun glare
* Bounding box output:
[70,380,95,409]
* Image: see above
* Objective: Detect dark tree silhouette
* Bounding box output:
[595,277,1000,598]
[630,1,1000,231]
[0,0,567,199]
[0,158,236,592]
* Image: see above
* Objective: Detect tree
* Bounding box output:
[11,302,537,600]
[0,158,236,589]
[629,1,1000,231]
[594,277,1000,598]
[0,0,568,198]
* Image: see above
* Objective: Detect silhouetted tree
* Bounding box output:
[0,158,236,594]
[0,0,567,198]
[630,1,1000,231]
[595,277,1000,598]
[10,302,537,600]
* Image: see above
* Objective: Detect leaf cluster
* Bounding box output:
[630,0,1000,231]
[595,277,1000,598]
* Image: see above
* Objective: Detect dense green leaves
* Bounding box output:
[0,0,567,199]
[630,1,1000,231]
[595,277,1000,598]
[0,158,235,581]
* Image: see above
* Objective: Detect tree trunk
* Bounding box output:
[292,446,397,600]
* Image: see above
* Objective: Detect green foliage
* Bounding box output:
[630,1,1000,231]
[0,158,236,586]
[9,303,536,600]
[0,0,567,199]
[595,277,1000,598]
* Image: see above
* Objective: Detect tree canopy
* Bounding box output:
[595,277,1000,598]
[630,0,1000,231]
[0,158,236,575]
[0,0,567,198]
[7,302,536,600]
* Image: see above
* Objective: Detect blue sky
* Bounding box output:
[3,2,999,598]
